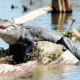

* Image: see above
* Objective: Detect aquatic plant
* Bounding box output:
[0,55,14,64]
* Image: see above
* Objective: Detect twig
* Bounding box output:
[68,18,75,31]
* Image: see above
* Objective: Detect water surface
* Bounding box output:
[0,0,80,80]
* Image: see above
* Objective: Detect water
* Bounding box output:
[24,65,80,80]
[0,0,80,79]
[1,65,80,80]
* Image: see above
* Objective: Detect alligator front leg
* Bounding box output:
[58,37,80,60]
[19,37,36,62]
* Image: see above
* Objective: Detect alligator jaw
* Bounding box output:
[0,25,8,30]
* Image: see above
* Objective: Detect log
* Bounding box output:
[0,41,79,77]
[65,0,72,12]
[14,7,52,25]
[52,0,72,13]
[71,28,80,39]
[50,50,79,65]
[37,41,79,64]
[0,41,79,65]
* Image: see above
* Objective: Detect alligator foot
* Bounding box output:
[22,52,27,63]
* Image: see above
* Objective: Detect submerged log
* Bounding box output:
[14,7,52,25]
[52,0,72,13]
[14,1,72,25]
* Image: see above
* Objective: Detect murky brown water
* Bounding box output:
[0,0,80,80]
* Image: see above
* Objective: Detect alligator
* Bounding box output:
[0,19,80,63]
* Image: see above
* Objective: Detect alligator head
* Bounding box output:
[0,19,20,45]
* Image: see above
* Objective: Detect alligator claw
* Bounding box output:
[22,52,29,63]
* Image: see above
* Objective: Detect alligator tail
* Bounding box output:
[59,37,80,60]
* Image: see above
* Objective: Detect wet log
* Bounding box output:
[0,41,79,77]
[65,0,72,12]
[71,28,80,39]
[50,50,79,65]
[14,7,52,25]
[0,41,79,65]
[52,0,72,13]
[36,41,79,64]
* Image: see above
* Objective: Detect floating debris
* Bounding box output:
[11,4,18,9]
[22,5,30,12]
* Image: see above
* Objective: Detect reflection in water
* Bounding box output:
[0,65,80,80]
[0,0,80,80]
[25,65,78,80]
[51,13,72,31]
